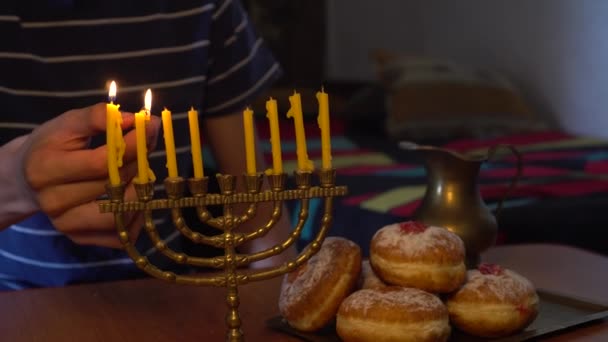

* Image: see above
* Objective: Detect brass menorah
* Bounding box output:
[98,169,347,341]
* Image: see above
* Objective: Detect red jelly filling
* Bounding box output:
[399,221,428,234]
[478,263,504,275]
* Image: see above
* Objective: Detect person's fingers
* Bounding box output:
[120,112,135,129]
[66,211,144,249]
[52,201,136,233]
[50,180,148,249]
[126,212,145,242]
[146,115,161,151]
[36,162,138,216]
[50,182,139,232]
[25,122,146,186]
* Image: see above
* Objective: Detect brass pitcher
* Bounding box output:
[400,142,522,268]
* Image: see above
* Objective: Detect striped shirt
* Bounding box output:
[0,0,281,290]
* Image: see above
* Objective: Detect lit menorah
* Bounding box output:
[99,169,346,341]
[99,83,346,340]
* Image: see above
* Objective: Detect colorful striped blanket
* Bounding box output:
[257,119,608,257]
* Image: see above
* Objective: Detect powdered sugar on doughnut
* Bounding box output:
[279,237,357,310]
[344,287,443,317]
[372,222,464,258]
[462,268,535,302]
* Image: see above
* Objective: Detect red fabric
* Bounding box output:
[586,160,608,175]
[480,180,608,199]
[443,131,572,152]
[338,164,417,176]
[480,166,569,179]
[280,148,374,160]
[390,200,422,217]
[504,150,586,162]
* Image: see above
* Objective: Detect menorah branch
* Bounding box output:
[237,174,264,224]
[242,197,334,283]
[237,198,309,266]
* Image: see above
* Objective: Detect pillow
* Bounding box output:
[372,51,552,141]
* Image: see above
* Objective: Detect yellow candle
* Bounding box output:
[188,107,204,178]
[266,98,283,174]
[106,81,123,186]
[134,110,149,184]
[316,88,332,169]
[134,89,156,184]
[161,107,179,178]
[243,107,257,175]
[287,91,314,172]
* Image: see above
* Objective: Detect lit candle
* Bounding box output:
[316,88,332,169]
[106,81,124,186]
[243,107,257,175]
[188,107,204,178]
[266,98,283,174]
[134,89,156,184]
[161,107,179,178]
[287,91,314,172]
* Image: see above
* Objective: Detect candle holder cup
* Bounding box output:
[98,170,347,341]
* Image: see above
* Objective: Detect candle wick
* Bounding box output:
[108,96,116,103]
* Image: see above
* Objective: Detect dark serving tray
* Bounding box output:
[267,289,608,341]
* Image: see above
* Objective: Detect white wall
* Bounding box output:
[327,0,608,138]
[326,0,423,81]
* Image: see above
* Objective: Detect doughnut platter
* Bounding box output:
[269,221,608,341]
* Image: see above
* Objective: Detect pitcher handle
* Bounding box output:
[486,144,523,221]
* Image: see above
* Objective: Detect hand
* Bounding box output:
[15,103,160,248]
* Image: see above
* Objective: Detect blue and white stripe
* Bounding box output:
[0,0,281,290]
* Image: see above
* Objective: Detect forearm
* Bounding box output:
[236,198,297,267]
[0,135,39,229]
[223,149,297,267]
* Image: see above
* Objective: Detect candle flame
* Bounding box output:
[108,81,117,103]
[144,89,152,114]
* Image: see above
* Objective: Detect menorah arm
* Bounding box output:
[235,199,307,265]
[196,206,224,230]
[113,211,225,286]
[237,203,258,225]
[141,210,228,268]
[170,208,226,248]
[238,200,282,245]
[239,197,334,283]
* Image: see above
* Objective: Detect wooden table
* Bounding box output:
[0,244,606,341]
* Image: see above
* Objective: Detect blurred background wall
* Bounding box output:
[326,0,608,138]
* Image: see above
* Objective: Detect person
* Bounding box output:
[0,0,296,290]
